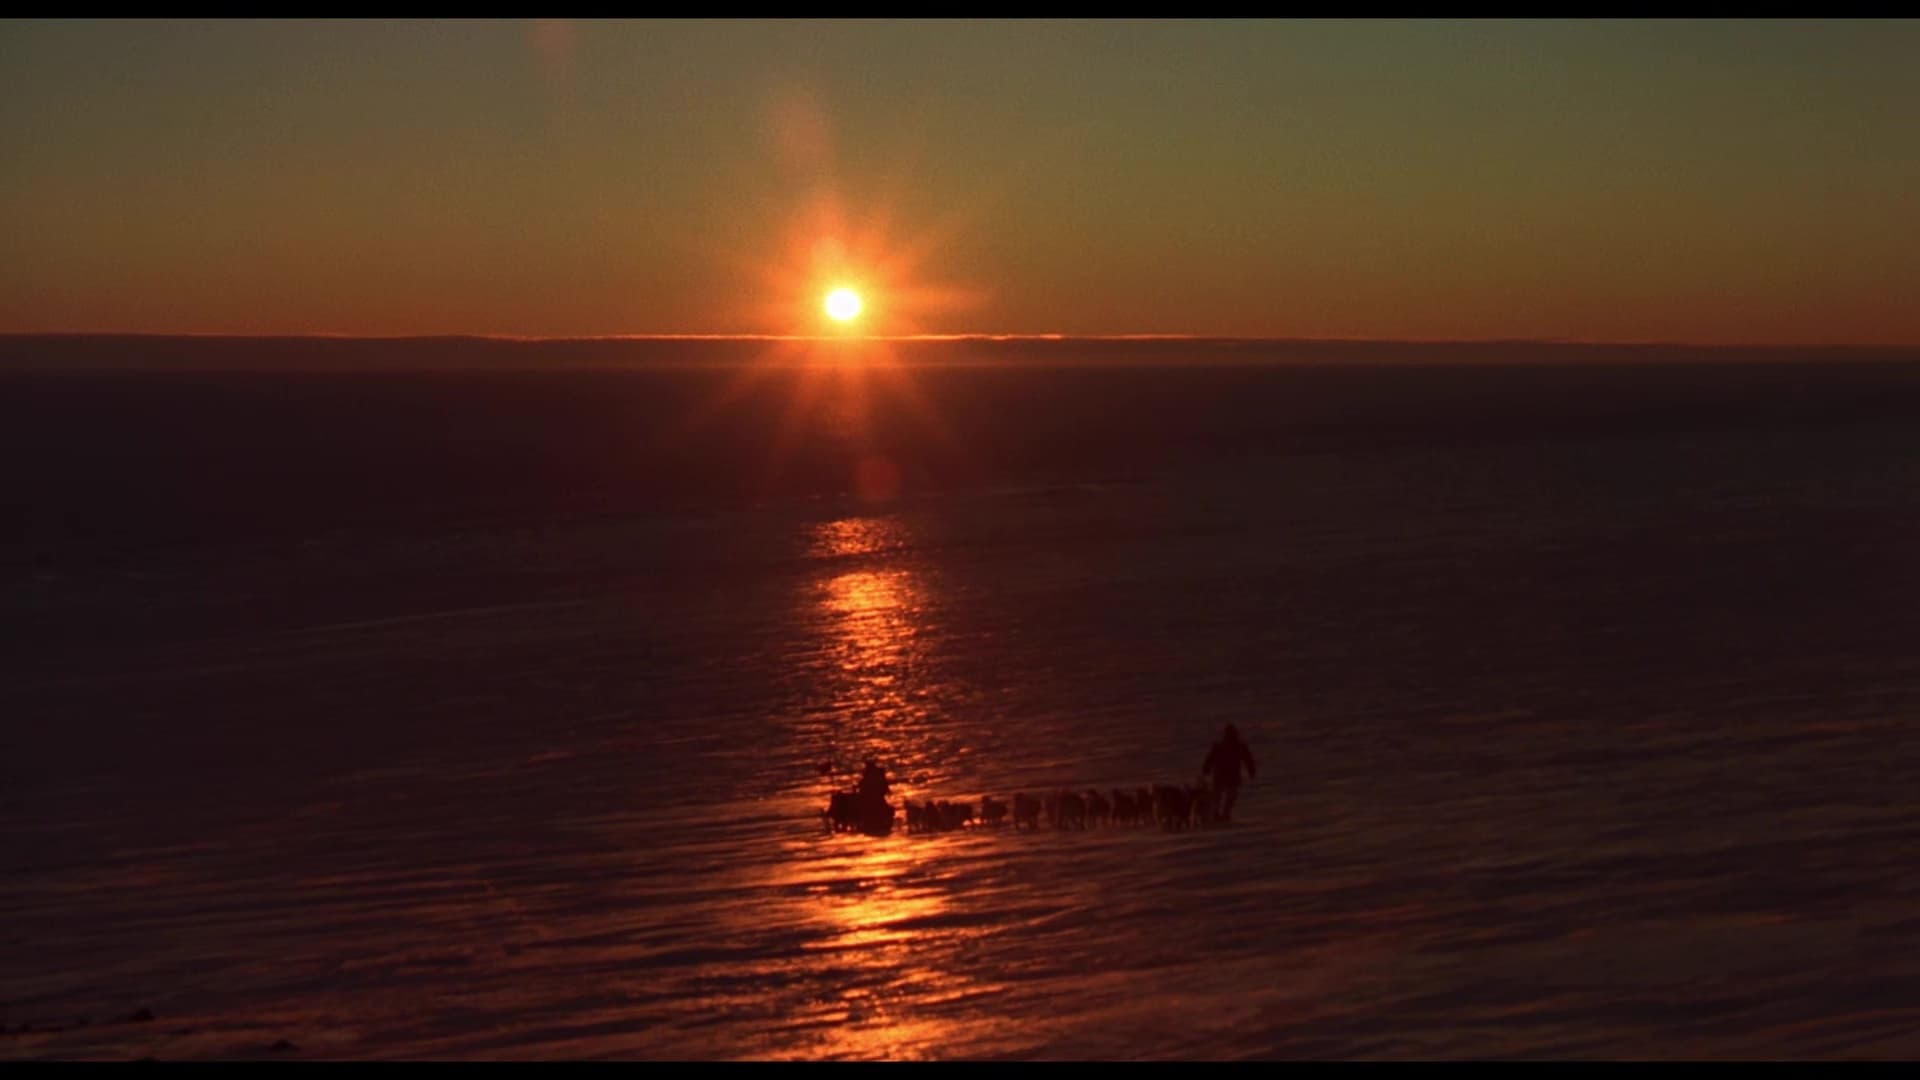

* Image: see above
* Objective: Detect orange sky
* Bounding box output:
[4,20,1918,344]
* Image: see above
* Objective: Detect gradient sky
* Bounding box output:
[4,19,1918,342]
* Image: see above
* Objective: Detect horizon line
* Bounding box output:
[5,331,1920,350]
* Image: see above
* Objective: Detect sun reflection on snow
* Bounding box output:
[812,517,928,731]
[742,833,1006,1060]
[777,517,1005,1057]
[810,515,912,560]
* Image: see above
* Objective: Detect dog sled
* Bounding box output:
[822,789,896,837]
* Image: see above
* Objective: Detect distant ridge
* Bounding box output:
[1,333,1918,372]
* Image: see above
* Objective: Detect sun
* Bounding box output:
[824,287,863,323]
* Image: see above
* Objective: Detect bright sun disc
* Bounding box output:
[825,288,862,322]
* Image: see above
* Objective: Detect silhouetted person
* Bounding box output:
[1202,724,1256,821]
[858,758,890,803]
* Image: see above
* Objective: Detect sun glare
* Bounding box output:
[825,287,863,323]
